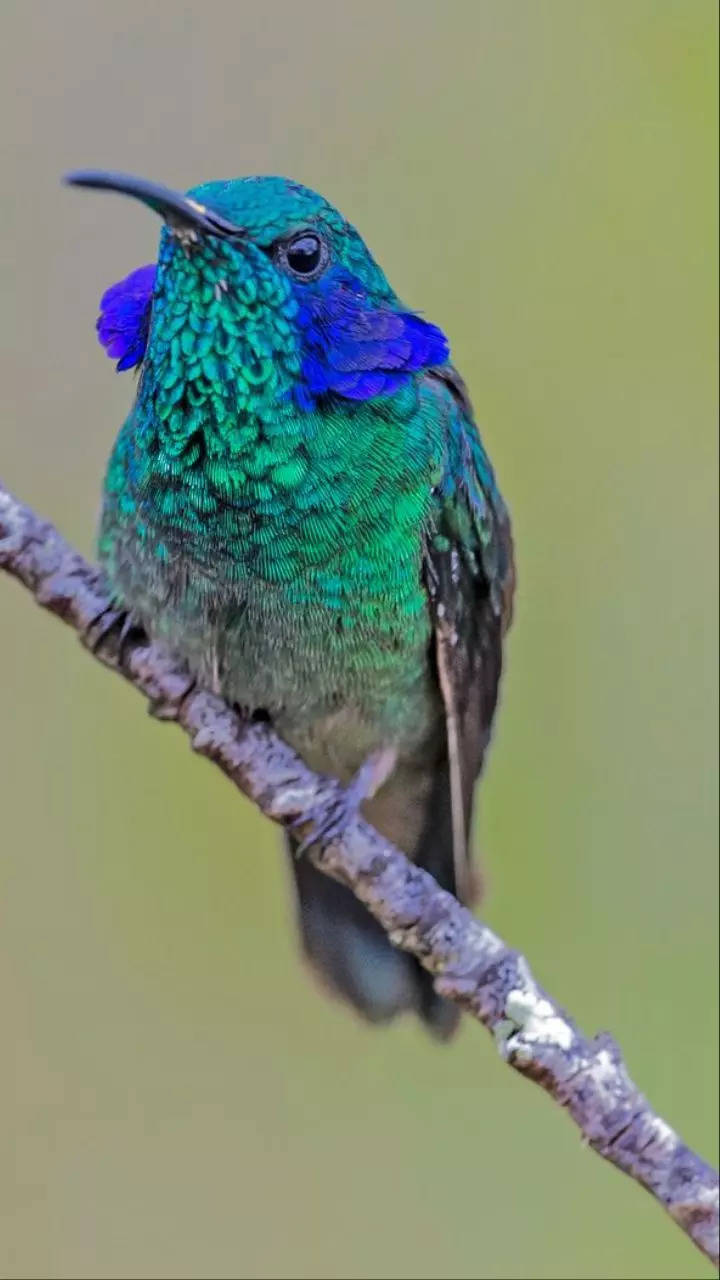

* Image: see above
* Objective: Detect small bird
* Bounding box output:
[66,170,515,1039]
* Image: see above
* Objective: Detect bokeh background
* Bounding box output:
[1,3,717,1278]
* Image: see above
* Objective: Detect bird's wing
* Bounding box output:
[422,365,515,903]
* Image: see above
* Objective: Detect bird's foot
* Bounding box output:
[291,745,397,856]
[84,604,145,660]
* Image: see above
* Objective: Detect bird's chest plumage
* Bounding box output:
[100,394,445,771]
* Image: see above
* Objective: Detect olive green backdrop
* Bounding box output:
[1,3,717,1278]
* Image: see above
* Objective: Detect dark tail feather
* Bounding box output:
[286,832,460,1040]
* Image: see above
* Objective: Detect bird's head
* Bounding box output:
[65,170,449,415]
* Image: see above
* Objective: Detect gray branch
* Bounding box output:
[1,478,717,1270]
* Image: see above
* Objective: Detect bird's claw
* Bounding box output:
[290,786,363,857]
[84,605,123,652]
[85,605,145,659]
[289,745,397,857]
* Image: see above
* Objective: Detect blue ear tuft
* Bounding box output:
[96,264,156,371]
[296,271,450,405]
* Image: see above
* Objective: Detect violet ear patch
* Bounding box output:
[295,269,450,404]
[97,264,156,371]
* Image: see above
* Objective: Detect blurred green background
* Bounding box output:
[0,2,717,1277]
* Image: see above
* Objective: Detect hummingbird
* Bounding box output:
[66,169,515,1039]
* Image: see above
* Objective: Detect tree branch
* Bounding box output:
[1,478,717,1269]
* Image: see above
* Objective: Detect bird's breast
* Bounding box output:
[101,488,437,766]
[100,392,446,754]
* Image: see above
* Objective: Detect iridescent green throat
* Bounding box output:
[136,229,302,481]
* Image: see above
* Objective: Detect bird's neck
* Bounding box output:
[134,233,302,480]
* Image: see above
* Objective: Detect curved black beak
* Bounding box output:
[63,169,245,240]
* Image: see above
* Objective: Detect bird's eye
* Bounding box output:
[280,232,328,280]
